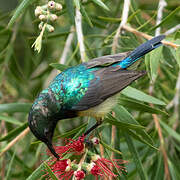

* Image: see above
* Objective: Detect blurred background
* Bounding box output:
[0,0,180,179]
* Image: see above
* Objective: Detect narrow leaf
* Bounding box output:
[126,129,158,150]
[114,105,154,146]
[160,120,180,142]
[74,0,80,10]
[8,0,37,28]
[49,63,70,72]
[65,0,75,24]
[0,103,31,113]
[80,4,93,27]
[5,150,16,180]
[92,0,109,11]
[0,123,28,141]
[105,114,145,130]
[150,46,163,81]
[175,46,180,68]
[122,86,166,105]
[0,115,22,125]
[100,140,122,155]
[150,6,180,31]
[118,97,168,116]
[44,162,58,180]
[26,162,46,180]
[123,132,148,180]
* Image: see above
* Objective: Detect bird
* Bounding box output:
[28,35,165,159]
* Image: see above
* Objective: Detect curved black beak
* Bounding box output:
[46,141,60,160]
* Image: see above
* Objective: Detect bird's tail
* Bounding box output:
[116,35,165,69]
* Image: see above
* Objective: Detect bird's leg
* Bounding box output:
[84,117,103,136]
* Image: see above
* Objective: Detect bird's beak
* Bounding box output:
[46,141,60,160]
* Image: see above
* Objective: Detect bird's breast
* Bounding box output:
[77,93,119,118]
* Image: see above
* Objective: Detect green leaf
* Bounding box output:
[80,4,93,27]
[74,0,80,10]
[92,0,109,11]
[0,103,31,113]
[121,86,166,105]
[5,150,16,180]
[114,105,154,146]
[160,120,180,142]
[100,140,122,155]
[44,162,58,180]
[65,0,75,24]
[0,115,22,125]
[8,0,37,28]
[150,6,180,32]
[0,123,28,141]
[175,46,180,68]
[26,162,46,180]
[49,63,70,72]
[98,16,121,23]
[105,114,145,130]
[123,132,148,180]
[126,129,158,150]
[150,46,163,81]
[118,97,168,116]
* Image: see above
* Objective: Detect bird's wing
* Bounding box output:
[71,68,146,111]
[85,52,131,68]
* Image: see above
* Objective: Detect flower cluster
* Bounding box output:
[45,136,127,179]
[35,1,62,32]
[32,1,62,53]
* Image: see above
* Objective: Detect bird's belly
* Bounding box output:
[77,93,120,118]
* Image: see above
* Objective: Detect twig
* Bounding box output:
[166,72,180,130]
[0,127,30,157]
[164,24,180,35]
[75,8,86,62]
[122,25,179,49]
[155,0,167,36]
[44,26,75,88]
[152,113,171,180]
[112,0,130,53]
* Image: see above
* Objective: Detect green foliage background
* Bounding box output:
[0,0,180,179]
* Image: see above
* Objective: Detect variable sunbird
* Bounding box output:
[28,35,165,159]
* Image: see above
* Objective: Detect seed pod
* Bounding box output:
[38,22,44,30]
[35,6,42,17]
[48,1,56,9]
[39,14,47,21]
[55,3,62,11]
[49,14,58,21]
[46,24,54,32]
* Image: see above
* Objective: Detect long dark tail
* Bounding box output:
[116,35,165,69]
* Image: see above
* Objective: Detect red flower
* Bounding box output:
[67,136,85,153]
[91,155,128,177]
[74,170,85,180]
[47,159,74,179]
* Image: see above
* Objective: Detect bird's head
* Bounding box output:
[28,92,60,160]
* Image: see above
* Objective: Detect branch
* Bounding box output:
[75,8,86,62]
[155,0,167,36]
[122,25,179,49]
[0,127,30,157]
[112,0,130,53]
[164,24,180,35]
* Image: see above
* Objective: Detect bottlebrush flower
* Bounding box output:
[47,159,74,179]
[74,170,85,180]
[47,136,85,157]
[91,154,128,177]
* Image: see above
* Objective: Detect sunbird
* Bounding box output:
[28,35,165,159]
